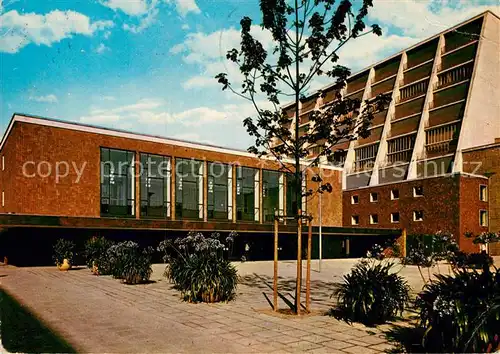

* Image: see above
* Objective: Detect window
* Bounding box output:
[391,189,399,200]
[262,170,283,222]
[370,214,378,224]
[207,163,231,220]
[237,166,259,222]
[370,192,378,202]
[391,212,400,223]
[351,195,359,204]
[100,148,135,217]
[175,158,204,220]
[413,210,424,221]
[413,186,424,197]
[479,185,488,202]
[140,153,171,218]
[479,210,488,227]
[351,215,360,225]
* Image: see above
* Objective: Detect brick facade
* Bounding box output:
[463,141,500,254]
[343,174,488,252]
[0,117,342,228]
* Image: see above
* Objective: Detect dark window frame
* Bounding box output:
[139,153,171,219]
[207,162,231,220]
[236,166,259,222]
[262,169,283,223]
[100,147,135,217]
[175,158,204,220]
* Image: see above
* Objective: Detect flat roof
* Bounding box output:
[0,113,343,171]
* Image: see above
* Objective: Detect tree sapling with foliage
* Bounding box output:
[216,0,390,312]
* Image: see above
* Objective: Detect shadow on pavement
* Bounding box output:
[0,289,76,353]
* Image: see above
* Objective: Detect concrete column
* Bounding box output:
[171,157,176,220]
[370,52,407,186]
[135,151,140,219]
[343,67,375,181]
[203,160,208,222]
[407,34,445,179]
[232,165,237,223]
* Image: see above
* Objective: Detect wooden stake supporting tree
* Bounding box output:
[273,213,314,315]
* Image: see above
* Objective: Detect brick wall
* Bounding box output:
[463,143,500,254]
[343,174,486,252]
[0,120,342,227]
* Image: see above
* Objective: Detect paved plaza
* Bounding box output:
[0,259,427,353]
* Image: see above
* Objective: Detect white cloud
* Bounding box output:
[0,10,114,53]
[166,0,200,17]
[369,1,499,38]
[78,97,249,134]
[181,23,190,30]
[29,94,58,103]
[123,7,159,33]
[95,43,110,54]
[101,95,116,101]
[100,0,150,16]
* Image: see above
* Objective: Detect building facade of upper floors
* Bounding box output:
[0,114,343,230]
[462,139,500,254]
[277,11,499,192]
[342,173,490,253]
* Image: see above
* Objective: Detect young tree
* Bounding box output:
[216,0,390,313]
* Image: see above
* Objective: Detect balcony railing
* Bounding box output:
[425,123,459,155]
[352,158,376,172]
[436,62,473,90]
[398,80,428,103]
[353,143,379,172]
[387,150,413,165]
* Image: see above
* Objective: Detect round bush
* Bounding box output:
[417,266,500,352]
[108,241,153,284]
[84,236,113,275]
[334,259,410,325]
[159,231,238,303]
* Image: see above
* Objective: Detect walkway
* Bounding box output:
[0,260,412,353]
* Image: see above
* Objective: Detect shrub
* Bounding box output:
[159,231,238,303]
[84,236,113,275]
[417,266,500,352]
[52,239,75,266]
[450,251,494,269]
[333,259,410,325]
[107,241,153,284]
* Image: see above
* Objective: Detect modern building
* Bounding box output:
[0,114,401,265]
[1,11,497,263]
[280,11,500,253]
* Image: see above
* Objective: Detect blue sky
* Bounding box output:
[1,0,498,149]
